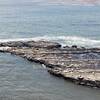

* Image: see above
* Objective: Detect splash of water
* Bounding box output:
[0,35,100,47]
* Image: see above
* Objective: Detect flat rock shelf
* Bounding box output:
[0,40,100,88]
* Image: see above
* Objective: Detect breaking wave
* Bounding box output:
[0,36,100,47]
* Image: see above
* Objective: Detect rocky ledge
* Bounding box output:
[0,40,100,88]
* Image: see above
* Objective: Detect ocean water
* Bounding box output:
[0,53,100,100]
[0,0,100,100]
[0,0,100,47]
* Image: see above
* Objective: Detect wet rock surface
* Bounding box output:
[0,40,100,88]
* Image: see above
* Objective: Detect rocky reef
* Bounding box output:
[0,40,100,88]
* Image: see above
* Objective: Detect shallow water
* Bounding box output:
[0,53,100,100]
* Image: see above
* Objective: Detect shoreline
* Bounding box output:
[0,40,100,88]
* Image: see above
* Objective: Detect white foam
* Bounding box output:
[31,35,100,47]
[0,36,100,47]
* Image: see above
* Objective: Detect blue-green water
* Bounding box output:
[0,0,100,100]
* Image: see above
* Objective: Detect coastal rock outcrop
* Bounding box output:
[0,40,100,88]
[0,41,61,48]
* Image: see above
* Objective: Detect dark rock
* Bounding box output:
[0,41,61,48]
[63,46,70,48]
[72,45,77,48]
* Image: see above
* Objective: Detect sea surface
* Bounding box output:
[0,0,100,100]
[0,53,100,100]
[0,0,100,47]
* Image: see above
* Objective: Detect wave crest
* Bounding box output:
[0,36,100,47]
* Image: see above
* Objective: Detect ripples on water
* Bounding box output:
[0,53,100,100]
[0,0,100,100]
[0,0,100,47]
